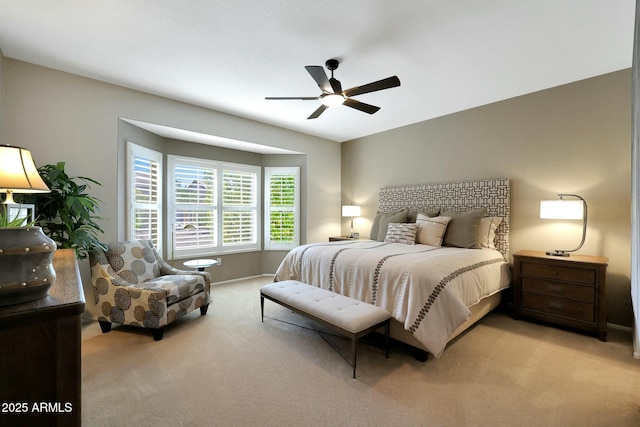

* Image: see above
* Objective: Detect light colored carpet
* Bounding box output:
[82,276,640,426]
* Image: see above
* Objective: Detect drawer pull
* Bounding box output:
[548,302,564,310]
[547,285,564,293]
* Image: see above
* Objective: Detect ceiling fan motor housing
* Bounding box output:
[325,59,339,71]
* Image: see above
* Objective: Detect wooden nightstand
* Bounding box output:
[512,250,608,341]
[329,236,359,242]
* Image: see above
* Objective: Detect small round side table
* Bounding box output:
[183,258,218,271]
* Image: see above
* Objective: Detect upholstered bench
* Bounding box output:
[260,280,391,378]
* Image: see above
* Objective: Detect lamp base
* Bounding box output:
[546,250,570,257]
[0,226,57,307]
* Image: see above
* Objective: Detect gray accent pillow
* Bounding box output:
[441,208,487,249]
[370,211,384,240]
[376,210,409,241]
[407,209,440,223]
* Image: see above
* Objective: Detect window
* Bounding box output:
[222,169,258,247]
[126,142,163,251]
[172,158,217,256]
[168,155,260,258]
[264,167,300,250]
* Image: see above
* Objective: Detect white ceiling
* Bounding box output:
[0,1,635,143]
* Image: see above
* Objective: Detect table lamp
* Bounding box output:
[342,204,361,238]
[0,144,55,306]
[0,144,50,204]
[539,193,587,256]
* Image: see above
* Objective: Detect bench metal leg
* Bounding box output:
[385,321,390,358]
[352,336,357,379]
[260,294,264,322]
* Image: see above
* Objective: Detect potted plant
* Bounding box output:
[0,208,33,227]
[18,162,106,259]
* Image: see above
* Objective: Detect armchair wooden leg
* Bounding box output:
[200,303,210,315]
[98,320,112,334]
[152,327,165,341]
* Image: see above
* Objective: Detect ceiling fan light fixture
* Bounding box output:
[266,59,400,119]
[321,93,345,107]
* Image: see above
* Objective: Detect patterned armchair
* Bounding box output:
[89,240,210,341]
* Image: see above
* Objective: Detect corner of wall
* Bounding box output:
[0,48,4,138]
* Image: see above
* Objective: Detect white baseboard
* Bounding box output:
[211,274,274,286]
[606,323,640,359]
[607,322,633,333]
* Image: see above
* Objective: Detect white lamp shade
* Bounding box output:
[540,199,584,220]
[342,205,361,217]
[0,145,50,193]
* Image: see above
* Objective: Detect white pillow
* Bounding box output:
[479,217,502,249]
[415,214,452,247]
[384,222,418,245]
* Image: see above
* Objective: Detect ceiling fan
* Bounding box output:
[265,59,401,119]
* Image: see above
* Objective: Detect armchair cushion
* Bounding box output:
[141,275,206,305]
[106,240,161,285]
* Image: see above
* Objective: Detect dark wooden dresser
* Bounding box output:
[0,249,84,427]
[512,250,608,341]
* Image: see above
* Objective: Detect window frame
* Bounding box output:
[264,166,300,251]
[126,142,163,252]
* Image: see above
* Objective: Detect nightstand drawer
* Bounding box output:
[522,292,594,322]
[521,262,595,285]
[521,277,595,303]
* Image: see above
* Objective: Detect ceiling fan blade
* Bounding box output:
[343,76,401,97]
[265,96,319,100]
[343,98,380,114]
[307,104,328,119]
[305,66,333,93]
[329,77,343,94]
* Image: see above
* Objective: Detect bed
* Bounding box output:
[274,178,511,358]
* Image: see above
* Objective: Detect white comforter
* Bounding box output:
[274,241,511,357]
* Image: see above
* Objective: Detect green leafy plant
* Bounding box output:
[18,162,106,258]
[0,209,35,227]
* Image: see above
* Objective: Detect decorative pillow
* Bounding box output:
[369,211,384,240]
[441,208,487,249]
[406,209,439,223]
[384,222,418,245]
[376,210,409,241]
[415,214,452,247]
[479,217,502,249]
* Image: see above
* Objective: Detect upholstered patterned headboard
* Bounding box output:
[378,178,510,257]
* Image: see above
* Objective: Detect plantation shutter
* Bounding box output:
[127,142,163,251]
[222,168,258,247]
[171,159,217,257]
[264,167,299,250]
[168,156,260,257]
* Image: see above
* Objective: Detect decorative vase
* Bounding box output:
[0,226,57,307]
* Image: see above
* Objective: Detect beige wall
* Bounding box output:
[342,70,633,326]
[0,58,341,307]
[0,50,3,135]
